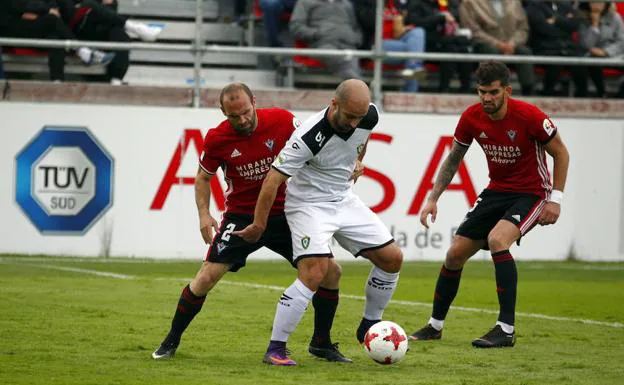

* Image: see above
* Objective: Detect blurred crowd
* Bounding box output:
[258,0,624,97]
[1,0,623,98]
[0,0,161,84]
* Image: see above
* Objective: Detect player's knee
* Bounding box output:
[298,258,329,290]
[378,245,403,273]
[487,232,510,253]
[325,260,342,284]
[445,247,468,270]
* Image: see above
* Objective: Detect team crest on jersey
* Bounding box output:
[357,143,365,155]
[216,242,227,254]
[265,139,274,151]
[506,130,517,141]
[301,236,310,250]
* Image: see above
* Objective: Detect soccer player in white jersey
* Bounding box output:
[235,79,404,365]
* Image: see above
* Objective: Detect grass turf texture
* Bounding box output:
[0,255,622,385]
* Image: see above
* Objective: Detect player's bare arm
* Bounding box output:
[195,167,220,244]
[233,168,289,243]
[420,142,469,228]
[350,139,368,183]
[539,132,570,226]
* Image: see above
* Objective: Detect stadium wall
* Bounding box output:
[2,102,622,261]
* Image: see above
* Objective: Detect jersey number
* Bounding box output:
[221,223,236,242]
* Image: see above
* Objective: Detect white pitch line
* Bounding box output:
[4,261,624,329]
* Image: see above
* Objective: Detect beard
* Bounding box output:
[232,115,257,135]
[481,99,503,115]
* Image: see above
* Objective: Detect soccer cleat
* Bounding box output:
[308,342,353,363]
[472,325,515,348]
[263,346,296,366]
[356,318,381,344]
[151,339,179,359]
[409,324,442,341]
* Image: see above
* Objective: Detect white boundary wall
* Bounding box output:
[1,102,623,261]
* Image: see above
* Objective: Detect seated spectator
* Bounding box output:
[404,0,473,93]
[353,0,426,93]
[526,0,589,97]
[0,0,115,82]
[259,0,296,47]
[579,1,624,98]
[290,0,362,80]
[460,0,535,95]
[57,0,162,85]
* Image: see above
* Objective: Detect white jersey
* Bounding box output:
[272,103,380,204]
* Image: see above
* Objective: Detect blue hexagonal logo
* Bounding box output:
[15,126,114,234]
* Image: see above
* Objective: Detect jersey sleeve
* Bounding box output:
[529,110,558,144]
[198,132,221,175]
[272,132,313,177]
[453,111,473,147]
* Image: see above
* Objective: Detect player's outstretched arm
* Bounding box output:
[195,167,220,244]
[420,141,469,228]
[539,132,570,226]
[233,168,289,243]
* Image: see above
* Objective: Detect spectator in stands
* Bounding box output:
[290,0,362,80]
[525,1,589,97]
[459,0,535,95]
[0,0,116,82]
[578,1,624,98]
[259,0,296,47]
[404,0,473,94]
[57,0,162,85]
[354,0,426,92]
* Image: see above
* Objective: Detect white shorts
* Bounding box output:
[285,194,394,261]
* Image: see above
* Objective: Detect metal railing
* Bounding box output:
[1,0,623,106]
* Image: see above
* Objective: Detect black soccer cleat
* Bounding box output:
[472,325,515,348]
[151,339,179,359]
[309,342,353,363]
[356,318,381,344]
[409,324,442,341]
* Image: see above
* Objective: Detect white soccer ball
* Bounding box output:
[362,320,409,365]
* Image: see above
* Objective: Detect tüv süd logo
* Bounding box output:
[15,126,114,234]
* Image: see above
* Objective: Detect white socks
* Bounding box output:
[496,321,515,334]
[428,317,444,331]
[363,266,399,320]
[270,279,315,342]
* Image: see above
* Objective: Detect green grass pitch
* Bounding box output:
[0,255,622,385]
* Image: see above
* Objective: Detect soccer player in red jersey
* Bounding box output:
[409,61,570,348]
[152,83,350,363]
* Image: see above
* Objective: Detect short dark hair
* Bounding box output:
[475,61,511,87]
[219,83,254,107]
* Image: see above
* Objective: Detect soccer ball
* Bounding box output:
[362,320,409,365]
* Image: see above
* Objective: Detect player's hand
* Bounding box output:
[199,214,219,244]
[420,199,438,228]
[48,8,60,17]
[350,160,365,183]
[538,202,560,226]
[233,223,265,243]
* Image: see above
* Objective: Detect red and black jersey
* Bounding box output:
[454,98,557,198]
[199,108,299,215]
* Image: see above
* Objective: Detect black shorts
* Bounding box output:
[455,189,545,247]
[205,213,294,272]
